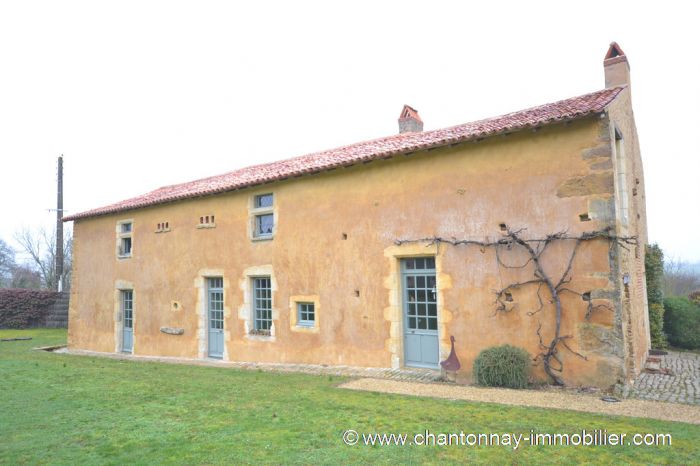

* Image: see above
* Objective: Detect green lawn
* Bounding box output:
[1,329,698,465]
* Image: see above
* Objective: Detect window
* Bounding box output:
[255,193,273,208]
[121,289,134,353]
[208,277,224,330]
[252,277,272,334]
[252,193,274,239]
[288,295,319,332]
[155,221,170,233]
[403,257,435,270]
[297,302,315,327]
[121,237,132,256]
[118,221,133,258]
[255,214,274,236]
[121,290,133,328]
[403,257,437,331]
[614,128,629,226]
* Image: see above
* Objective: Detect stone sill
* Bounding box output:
[291,323,319,334]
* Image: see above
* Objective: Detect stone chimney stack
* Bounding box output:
[604,42,630,88]
[398,105,423,133]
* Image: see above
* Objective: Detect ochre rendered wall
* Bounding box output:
[68,105,648,387]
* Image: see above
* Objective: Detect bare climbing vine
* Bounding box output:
[395,227,637,386]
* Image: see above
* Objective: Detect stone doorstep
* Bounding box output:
[642,354,672,375]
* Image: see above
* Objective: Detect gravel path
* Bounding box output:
[340,378,700,425]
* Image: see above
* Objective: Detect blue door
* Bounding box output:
[208,277,224,358]
[121,290,133,353]
[402,258,439,368]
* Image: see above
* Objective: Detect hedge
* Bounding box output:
[645,244,667,348]
[663,296,700,350]
[0,289,61,329]
[648,303,667,349]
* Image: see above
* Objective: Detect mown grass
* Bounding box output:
[1,329,698,465]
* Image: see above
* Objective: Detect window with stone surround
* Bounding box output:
[614,128,629,226]
[252,276,272,335]
[296,302,315,327]
[117,221,133,258]
[251,193,274,240]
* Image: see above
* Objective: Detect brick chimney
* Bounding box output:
[398,105,423,133]
[604,42,630,88]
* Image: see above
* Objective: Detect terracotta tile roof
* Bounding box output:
[64,86,624,221]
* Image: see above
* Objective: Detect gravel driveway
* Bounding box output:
[340,378,700,425]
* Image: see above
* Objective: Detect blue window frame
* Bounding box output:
[122,290,133,329]
[253,277,272,332]
[208,277,224,330]
[297,302,315,327]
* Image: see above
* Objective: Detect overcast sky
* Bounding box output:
[1,1,698,262]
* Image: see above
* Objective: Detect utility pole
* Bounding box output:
[55,155,64,292]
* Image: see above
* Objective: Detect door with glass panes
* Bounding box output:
[402,257,439,368]
[207,277,224,358]
[121,290,133,353]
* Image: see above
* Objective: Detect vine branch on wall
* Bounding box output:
[395,227,637,386]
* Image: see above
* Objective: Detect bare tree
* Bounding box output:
[0,238,16,287]
[664,257,700,297]
[10,264,42,289]
[13,226,72,291]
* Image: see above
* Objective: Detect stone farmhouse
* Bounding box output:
[64,43,648,387]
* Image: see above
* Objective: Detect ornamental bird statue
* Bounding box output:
[440,335,461,372]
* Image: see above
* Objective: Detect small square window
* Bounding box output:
[121,223,132,233]
[297,302,315,327]
[255,193,273,208]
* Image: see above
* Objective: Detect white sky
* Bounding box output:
[1,1,698,262]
